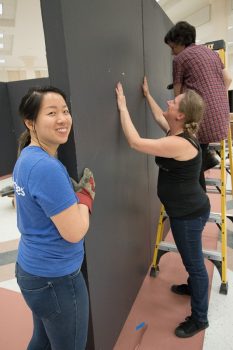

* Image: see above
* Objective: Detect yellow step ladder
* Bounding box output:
[150,128,233,295]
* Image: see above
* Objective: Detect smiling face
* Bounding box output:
[25,92,72,155]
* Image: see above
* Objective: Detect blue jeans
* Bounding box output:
[15,263,89,350]
[169,209,210,323]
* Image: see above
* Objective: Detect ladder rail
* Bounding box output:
[220,140,227,284]
[227,127,233,197]
[151,205,165,270]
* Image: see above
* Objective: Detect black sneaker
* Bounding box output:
[175,316,209,338]
[171,284,191,295]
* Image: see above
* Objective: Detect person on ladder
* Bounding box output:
[164,21,232,191]
[115,79,210,338]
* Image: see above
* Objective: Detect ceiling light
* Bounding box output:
[0,58,5,63]
[228,26,233,30]
[0,33,3,38]
[0,3,2,15]
[0,43,3,49]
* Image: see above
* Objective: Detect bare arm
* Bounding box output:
[115,83,141,148]
[142,77,169,133]
[51,203,89,243]
[222,68,232,90]
[124,135,197,159]
[115,82,196,159]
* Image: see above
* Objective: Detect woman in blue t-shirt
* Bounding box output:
[115,78,210,339]
[14,86,95,350]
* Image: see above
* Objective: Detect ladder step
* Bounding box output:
[203,249,222,261]
[158,241,222,261]
[0,186,14,197]
[207,188,232,195]
[205,163,230,170]
[209,212,233,223]
[209,143,230,152]
[205,178,221,186]
[208,212,222,224]
[209,145,221,152]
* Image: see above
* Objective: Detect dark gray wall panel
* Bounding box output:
[60,2,151,349]
[0,83,17,176]
[143,0,173,257]
[40,1,172,349]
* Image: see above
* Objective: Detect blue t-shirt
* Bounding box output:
[13,146,84,277]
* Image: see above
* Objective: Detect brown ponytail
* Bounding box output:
[17,129,31,157]
[184,122,199,135]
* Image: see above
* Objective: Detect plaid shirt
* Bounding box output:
[173,44,230,143]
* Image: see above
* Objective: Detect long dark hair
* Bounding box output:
[17,86,68,156]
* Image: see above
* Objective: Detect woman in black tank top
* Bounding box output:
[115,78,210,338]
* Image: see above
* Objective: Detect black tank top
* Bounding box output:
[155,132,210,218]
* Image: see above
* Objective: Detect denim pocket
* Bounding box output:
[19,281,61,320]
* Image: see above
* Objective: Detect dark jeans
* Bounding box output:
[169,208,210,323]
[15,263,89,350]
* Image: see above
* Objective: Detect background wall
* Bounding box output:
[0,82,16,176]
[41,0,172,349]
[0,0,232,89]
[7,78,49,140]
[0,78,49,176]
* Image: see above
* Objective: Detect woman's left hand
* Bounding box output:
[116,82,127,112]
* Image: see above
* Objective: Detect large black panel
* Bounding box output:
[0,79,50,177]
[61,2,150,349]
[0,83,17,176]
[40,1,172,348]
[143,0,173,256]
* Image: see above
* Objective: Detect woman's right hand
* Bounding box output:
[142,76,150,98]
[72,168,95,214]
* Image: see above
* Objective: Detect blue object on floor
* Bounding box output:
[135,322,146,331]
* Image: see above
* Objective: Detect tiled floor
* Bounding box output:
[0,171,233,350]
